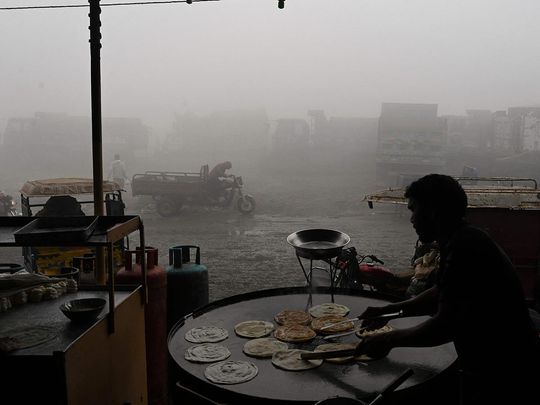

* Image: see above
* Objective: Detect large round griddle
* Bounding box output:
[287,229,350,260]
[168,287,457,404]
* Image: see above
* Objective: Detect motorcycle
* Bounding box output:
[212,175,256,214]
[0,192,17,216]
[335,247,414,298]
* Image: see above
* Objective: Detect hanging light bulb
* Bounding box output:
[278,0,285,9]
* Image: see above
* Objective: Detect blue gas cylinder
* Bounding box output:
[166,245,209,330]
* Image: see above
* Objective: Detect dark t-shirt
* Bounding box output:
[436,223,539,385]
[208,162,230,180]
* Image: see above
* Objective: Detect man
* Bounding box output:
[355,174,539,404]
[35,196,85,216]
[207,161,233,198]
[108,153,128,188]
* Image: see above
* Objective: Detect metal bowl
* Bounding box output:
[287,229,350,260]
[60,298,106,322]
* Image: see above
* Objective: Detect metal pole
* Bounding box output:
[89,0,103,216]
[89,0,106,284]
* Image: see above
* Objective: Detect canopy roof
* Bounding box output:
[364,177,540,210]
[20,178,122,197]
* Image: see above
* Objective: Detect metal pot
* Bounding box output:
[287,228,350,260]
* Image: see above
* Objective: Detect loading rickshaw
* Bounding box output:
[19,177,126,276]
[131,164,256,217]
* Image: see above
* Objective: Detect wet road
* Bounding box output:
[0,206,417,302]
[0,170,419,302]
[138,206,417,301]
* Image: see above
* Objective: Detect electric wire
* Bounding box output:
[0,0,218,11]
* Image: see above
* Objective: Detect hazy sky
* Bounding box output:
[2,0,540,136]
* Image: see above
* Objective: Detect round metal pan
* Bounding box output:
[287,229,351,260]
[168,287,457,405]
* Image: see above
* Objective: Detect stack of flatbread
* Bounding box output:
[234,320,274,338]
[185,343,231,363]
[356,325,393,338]
[273,309,316,342]
[204,360,258,385]
[185,326,229,343]
[243,337,288,358]
[274,324,316,343]
[272,349,323,371]
[274,309,311,326]
[311,315,354,335]
[314,343,372,363]
[308,303,350,318]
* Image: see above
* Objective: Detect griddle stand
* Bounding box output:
[295,252,341,302]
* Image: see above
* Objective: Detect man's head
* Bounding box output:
[405,174,468,243]
[224,161,232,169]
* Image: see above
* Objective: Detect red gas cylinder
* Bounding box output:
[116,247,168,405]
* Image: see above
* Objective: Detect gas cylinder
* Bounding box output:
[116,247,167,405]
[166,245,209,331]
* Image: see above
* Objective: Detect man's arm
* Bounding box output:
[360,285,439,322]
[355,307,452,358]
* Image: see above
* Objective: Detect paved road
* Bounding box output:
[0,206,417,302]
[138,205,417,301]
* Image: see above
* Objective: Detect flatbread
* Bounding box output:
[272,349,323,371]
[314,343,373,363]
[234,320,274,338]
[356,325,394,338]
[185,326,228,343]
[185,343,231,363]
[274,324,316,343]
[274,310,311,325]
[243,337,289,358]
[308,303,350,318]
[0,325,57,353]
[204,360,258,385]
[311,315,354,334]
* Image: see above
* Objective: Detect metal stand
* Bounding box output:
[296,253,340,301]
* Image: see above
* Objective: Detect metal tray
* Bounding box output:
[13,216,99,244]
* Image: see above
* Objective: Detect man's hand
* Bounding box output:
[359,306,391,330]
[355,331,394,359]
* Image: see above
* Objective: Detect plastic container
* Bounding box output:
[72,254,96,284]
[166,245,209,331]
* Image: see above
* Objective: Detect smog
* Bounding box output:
[1,0,540,300]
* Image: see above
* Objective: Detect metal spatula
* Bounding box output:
[319,310,404,331]
[300,348,357,360]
